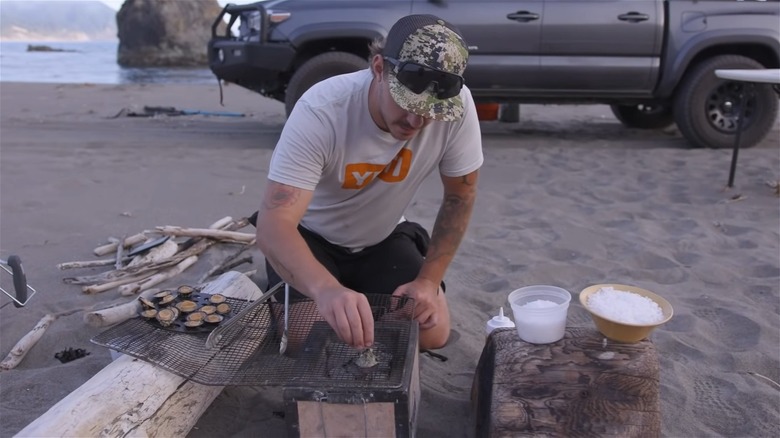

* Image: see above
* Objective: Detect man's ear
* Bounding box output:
[370,54,384,80]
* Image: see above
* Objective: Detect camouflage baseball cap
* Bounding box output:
[383,15,469,121]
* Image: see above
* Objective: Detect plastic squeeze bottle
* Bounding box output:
[486,307,515,339]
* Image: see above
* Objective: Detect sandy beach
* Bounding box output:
[0,81,778,437]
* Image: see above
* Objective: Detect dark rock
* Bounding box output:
[27,45,78,53]
[54,347,91,363]
[116,0,224,67]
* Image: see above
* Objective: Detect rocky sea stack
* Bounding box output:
[117,0,224,67]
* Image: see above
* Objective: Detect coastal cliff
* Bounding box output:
[0,1,116,41]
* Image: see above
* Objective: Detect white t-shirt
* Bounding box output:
[268,69,483,249]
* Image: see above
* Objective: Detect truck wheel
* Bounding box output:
[610,104,674,129]
[673,55,779,149]
[285,52,368,117]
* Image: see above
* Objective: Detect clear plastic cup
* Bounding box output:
[508,285,572,344]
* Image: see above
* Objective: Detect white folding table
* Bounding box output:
[713,69,780,188]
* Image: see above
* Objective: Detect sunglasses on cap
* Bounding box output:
[384,57,464,100]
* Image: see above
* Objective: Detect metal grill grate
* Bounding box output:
[91,294,415,387]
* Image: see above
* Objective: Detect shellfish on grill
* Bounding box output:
[156,307,179,327]
[176,300,198,313]
[187,311,206,322]
[158,293,177,306]
[200,305,217,315]
[177,285,195,296]
[209,293,227,304]
[354,348,379,368]
[216,303,231,315]
[184,319,203,329]
[153,290,173,300]
[139,309,158,319]
[204,314,224,324]
[138,296,156,309]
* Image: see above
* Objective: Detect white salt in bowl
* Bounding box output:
[579,284,673,343]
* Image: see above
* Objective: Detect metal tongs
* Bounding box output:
[279,283,289,355]
[205,280,284,349]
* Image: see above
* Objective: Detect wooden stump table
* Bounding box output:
[472,327,660,437]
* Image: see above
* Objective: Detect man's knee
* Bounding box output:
[419,288,450,349]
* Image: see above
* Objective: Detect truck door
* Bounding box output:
[538,0,663,95]
[412,0,543,96]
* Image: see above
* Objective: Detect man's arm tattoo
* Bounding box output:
[428,177,477,262]
[264,184,300,210]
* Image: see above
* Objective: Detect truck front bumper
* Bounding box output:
[208,39,296,90]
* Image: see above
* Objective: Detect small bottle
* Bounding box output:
[486,306,515,339]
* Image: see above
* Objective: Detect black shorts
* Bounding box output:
[265,221,442,299]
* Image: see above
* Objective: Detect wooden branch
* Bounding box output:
[156,226,255,243]
[58,259,117,270]
[68,239,198,287]
[118,255,198,296]
[63,218,248,285]
[83,288,161,328]
[93,233,146,257]
[126,239,179,268]
[0,307,87,371]
[17,272,264,437]
[114,235,126,270]
[0,314,56,371]
[82,270,157,294]
[209,216,235,230]
[59,240,179,272]
[242,269,258,279]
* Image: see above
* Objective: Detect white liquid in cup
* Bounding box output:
[509,285,572,344]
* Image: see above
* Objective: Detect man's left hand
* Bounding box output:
[392,278,440,330]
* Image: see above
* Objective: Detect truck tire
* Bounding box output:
[673,55,779,149]
[610,103,674,129]
[285,52,368,117]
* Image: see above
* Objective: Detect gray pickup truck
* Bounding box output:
[208,0,779,149]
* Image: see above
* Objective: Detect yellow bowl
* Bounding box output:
[579,284,673,343]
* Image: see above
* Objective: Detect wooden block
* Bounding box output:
[284,323,420,438]
[473,327,660,437]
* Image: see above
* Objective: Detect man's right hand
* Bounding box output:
[314,288,375,349]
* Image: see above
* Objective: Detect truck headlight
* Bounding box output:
[239,11,261,39]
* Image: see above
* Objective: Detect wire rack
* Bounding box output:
[91,294,415,387]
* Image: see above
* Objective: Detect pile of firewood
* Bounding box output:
[57,215,257,296]
[0,215,259,371]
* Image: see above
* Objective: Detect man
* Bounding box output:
[255,14,483,350]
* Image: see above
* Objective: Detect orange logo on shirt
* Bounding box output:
[343,148,412,189]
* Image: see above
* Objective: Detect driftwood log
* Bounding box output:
[16,271,264,437]
[1,308,90,371]
[57,258,119,270]
[117,255,198,296]
[472,327,660,438]
[155,226,255,243]
[82,288,161,328]
[0,315,56,370]
[93,233,147,257]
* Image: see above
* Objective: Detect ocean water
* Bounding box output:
[0,41,217,85]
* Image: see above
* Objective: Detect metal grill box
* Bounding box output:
[283,322,420,438]
[91,293,420,436]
